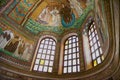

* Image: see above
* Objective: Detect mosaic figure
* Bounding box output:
[37,7,51,24]
[4,36,20,53]
[18,40,25,57]
[60,3,75,27]
[50,7,61,26]
[21,43,33,60]
[69,0,83,16]
[0,30,14,49]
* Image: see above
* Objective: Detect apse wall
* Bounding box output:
[0,0,119,80]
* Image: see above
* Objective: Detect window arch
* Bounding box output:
[33,37,56,73]
[88,21,104,67]
[63,35,80,73]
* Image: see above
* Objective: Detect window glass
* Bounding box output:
[38,66,43,71]
[48,67,52,72]
[88,22,103,67]
[34,65,38,70]
[33,38,56,73]
[64,67,67,73]
[92,53,96,60]
[37,54,41,58]
[63,35,80,73]
[97,57,101,64]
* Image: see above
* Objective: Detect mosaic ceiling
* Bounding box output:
[0,0,94,35]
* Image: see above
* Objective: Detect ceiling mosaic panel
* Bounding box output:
[1,0,94,35]
[8,0,39,24]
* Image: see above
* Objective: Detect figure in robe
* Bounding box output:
[26,44,33,61]
[18,41,25,57]
[50,7,61,26]
[4,36,19,53]
[37,7,51,25]
[68,0,83,16]
[21,43,29,59]
[0,30,14,48]
[21,43,33,61]
[60,4,72,23]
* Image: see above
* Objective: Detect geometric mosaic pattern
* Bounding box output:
[8,0,38,24]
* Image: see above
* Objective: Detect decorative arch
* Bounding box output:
[32,35,57,73]
[88,21,104,67]
[59,33,80,74]
[82,17,104,70]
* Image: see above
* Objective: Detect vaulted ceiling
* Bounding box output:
[0,0,94,35]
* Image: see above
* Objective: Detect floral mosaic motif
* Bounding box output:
[8,0,38,24]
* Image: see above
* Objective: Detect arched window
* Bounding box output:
[33,37,56,73]
[88,22,104,67]
[63,35,80,73]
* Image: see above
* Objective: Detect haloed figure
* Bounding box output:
[37,6,51,25]
[50,7,61,26]
[68,0,83,16]
[60,3,72,24]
